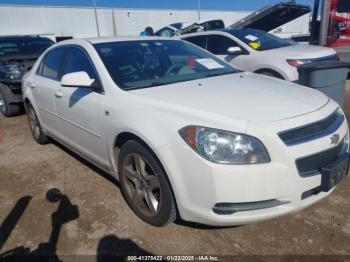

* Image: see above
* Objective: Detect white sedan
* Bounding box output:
[180,28,337,81]
[22,37,349,226]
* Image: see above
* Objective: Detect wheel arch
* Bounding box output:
[113,131,170,181]
[22,96,45,129]
[112,131,180,218]
[254,68,285,79]
[23,97,31,110]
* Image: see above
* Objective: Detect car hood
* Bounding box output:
[131,72,329,123]
[263,43,336,59]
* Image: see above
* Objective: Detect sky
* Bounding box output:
[0,0,314,11]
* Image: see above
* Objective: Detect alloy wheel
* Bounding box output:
[28,107,40,139]
[122,153,162,217]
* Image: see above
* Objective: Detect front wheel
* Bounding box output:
[118,140,177,227]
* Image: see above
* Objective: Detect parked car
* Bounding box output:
[155,19,225,38]
[0,35,54,117]
[180,28,337,81]
[22,37,349,227]
[154,22,189,37]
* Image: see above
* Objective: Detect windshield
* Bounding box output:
[0,37,53,58]
[228,29,296,51]
[94,40,238,90]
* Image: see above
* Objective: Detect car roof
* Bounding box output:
[179,28,263,38]
[0,35,53,41]
[58,36,180,45]
[220,28,262,34]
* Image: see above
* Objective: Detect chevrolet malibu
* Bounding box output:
[22,37,349,227]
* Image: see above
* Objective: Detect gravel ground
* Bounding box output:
[0,82,350,261]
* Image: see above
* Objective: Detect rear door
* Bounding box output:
[31,47,65,138]
[54,46,109,168]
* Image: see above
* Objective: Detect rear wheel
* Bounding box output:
[118,140,177,227]
[27,104,50,144]
[0,84,22,117]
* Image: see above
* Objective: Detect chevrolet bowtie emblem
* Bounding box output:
[330,133,340,145]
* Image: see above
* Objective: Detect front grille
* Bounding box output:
[296,139,346,176]
[279,110,344,146]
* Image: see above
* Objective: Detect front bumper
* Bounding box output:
[156,101,349,226]
[0,81,23,104]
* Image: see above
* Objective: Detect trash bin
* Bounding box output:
[297,61,350,108]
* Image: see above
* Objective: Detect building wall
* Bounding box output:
[0,4,309,39]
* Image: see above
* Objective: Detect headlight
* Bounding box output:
[179,126,270,165]
[287,59,314,67]
[0,62,22,80]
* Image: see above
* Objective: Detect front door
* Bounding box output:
[54,46,109,168]
[206,34,246,70]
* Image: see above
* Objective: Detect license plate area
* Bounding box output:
[320,154,349,192]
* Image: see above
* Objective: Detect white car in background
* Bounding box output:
[154,22,188,38]
[181,28,338,81]
[22,37,349,227]
[155,20,225,38]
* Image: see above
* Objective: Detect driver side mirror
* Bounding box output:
[227,46,243,55]
[61,71,95,88]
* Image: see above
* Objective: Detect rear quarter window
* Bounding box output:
[39,48,65,80]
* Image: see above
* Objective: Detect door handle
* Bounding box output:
[30,83,36,89]
[55,90,64,98]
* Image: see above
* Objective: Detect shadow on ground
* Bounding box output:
[52,140,221,231]
[0,188,150,261]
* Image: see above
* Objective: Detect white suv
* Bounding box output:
[181,28,337,81]
[22,37,349,227]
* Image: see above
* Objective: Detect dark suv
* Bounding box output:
[0,36,53,117]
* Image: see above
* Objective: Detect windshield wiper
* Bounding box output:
[123,81,165,90]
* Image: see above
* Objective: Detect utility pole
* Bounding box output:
[197,0,201,21]
[310,0,321,44]
[319,0,331,46]
[92,0,101,37]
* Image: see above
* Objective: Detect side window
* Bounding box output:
[41,48,65,80]
[207,35,239,55]
[157,28,175,38]
[36,59,44,75]
[62,47,97,80]
[183,36,207,49]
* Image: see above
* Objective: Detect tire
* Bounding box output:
[118,140,177,227]
[27,103,50,144]
[257,70,284,80]
[0,84,22,117]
